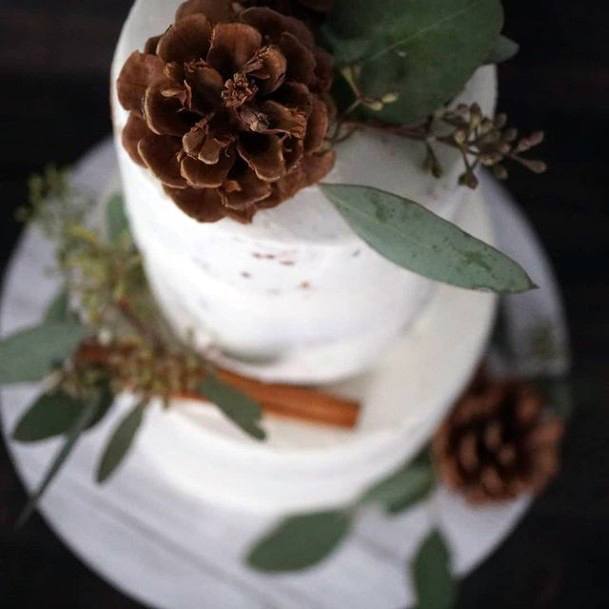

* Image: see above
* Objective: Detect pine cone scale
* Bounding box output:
[257,100,307,137]
[122,114,150,165]
[164,185,227,222]
[181,147,236,188]
[207,23,263,77]
[238,133,286,181]
[221,161,273,209]
[241,7,315,50]
[183,63,224,113]
[117,52,164,115]
[138,134,188,189]
[177,0,232,23]
[239,0,334,24]
[144,80,194,136]
[244,46,287,94]
[304,97,329,152]
[156,14,213,64]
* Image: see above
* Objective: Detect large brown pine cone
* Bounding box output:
[432,372,564,504]
[117,0,335,223]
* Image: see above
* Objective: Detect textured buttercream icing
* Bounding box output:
[111,0,496,384]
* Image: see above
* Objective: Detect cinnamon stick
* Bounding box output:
[218,369,358,428]
[76,341,360,429]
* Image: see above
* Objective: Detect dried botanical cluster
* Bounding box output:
[117,0,335,223]
[433,103,547,189]
[22,168,146,331]
[24,167,88,239]
[73,338,205,405]
[433,371,564,504]
[332,100,547,191]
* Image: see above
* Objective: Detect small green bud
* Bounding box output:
[524,159,547,174]
[494,113,508,129]
[364,98,384,111]
[453,129,468,145]
[493,164,509,180]
[381,92,399,104]
[459,171,479,189]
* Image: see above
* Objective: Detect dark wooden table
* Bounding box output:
[1,1,608,607]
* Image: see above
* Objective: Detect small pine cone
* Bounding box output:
[432,372,564,505]
[117,0,335,223]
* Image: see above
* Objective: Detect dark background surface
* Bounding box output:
[1,1,608,608]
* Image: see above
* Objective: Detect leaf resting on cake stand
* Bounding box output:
[411,530,457,609]
[15,384,114,527]
[248,510,353,571]
[97,399,147,483]
[0,320,87,384]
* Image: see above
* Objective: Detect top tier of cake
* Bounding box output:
[111,0,497,384]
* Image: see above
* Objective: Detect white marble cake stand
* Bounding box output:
[0,140,568,609]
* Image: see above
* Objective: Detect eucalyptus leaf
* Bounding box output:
[17,397,100,527]
[13,382,116,443]
[485,34,520,64]
[320,28,371,66]
[412,530,457,609]
[106,193,130,242]
[324,0,503,123]
[96,400,146,483]
[362,457,435,514]
[248,510,352,572]
[322,184,536,294]
[13,391,87,443]
[88,381,116,429]
[45,289,70,323]
[0,320,87,385]
[200,375,266,440]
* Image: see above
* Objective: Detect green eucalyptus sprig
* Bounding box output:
[322,0,505,124]
[248,450,458,608]
[313,0,544,295]
[248,451,436,571]
[1,171,266,525]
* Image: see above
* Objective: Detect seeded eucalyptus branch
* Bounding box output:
[433,103,547,189]
[320,0,546,193]
[1,171,267,524]
[331,102,547,191]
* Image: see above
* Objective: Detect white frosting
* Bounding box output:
[111,0,497,383]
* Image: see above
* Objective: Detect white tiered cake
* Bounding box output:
[110,0,498,515]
